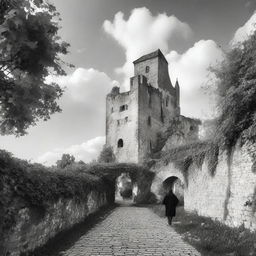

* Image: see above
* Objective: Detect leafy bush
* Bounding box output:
[0,150,114,232]
[81,163,153,182]
[212,30,256,148]
[80,163,156,204]
[56,154,75,169]
[98,145,116,163]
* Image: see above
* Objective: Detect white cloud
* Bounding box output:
[47,68,117,109]
[30,68,116,165]
[103,7,192,90]
[103,7,225,118]
[231,11,256,45]
[166,40,224,119]
[35,68,117,166]
[44,67,116,143]
[36,136,105,166]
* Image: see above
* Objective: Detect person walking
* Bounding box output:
[162,189,179,225]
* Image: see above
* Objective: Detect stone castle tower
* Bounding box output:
[106,49,181,163]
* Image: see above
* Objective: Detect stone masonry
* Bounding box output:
[3,191,109,256]
[151,140,256,231]
[60,205,201,256]
[106,49,198,163]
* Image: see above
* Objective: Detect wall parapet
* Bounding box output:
[0,152,156,256]
[0,151,115,256]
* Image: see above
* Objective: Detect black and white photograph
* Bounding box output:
[1,0,256,255]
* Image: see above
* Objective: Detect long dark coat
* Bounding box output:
[162,192,179,217]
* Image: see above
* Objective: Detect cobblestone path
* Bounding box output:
[60,205,200,256]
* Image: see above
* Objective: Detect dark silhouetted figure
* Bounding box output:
[162,190,179,225]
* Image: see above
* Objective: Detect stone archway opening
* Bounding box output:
[162,176,184,205]
[115,173,137,203]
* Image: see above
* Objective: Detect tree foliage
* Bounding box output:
[56,153,75,169]
[98,145,116,163]
[212,30,256,148]
[0,0,71,135]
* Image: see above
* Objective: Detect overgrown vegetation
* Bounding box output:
[0,150,155,234]
[152,117,201,154]
[153,118,184,153]
[150,29,256,182]
[56,154,76,169]
[153,141,219,184]
[212,30,256,149]
[82,163,156,203]
[98,145,116,163]
[0,150,115,232]
[150,205,256,256]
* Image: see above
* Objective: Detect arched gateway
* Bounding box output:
[88,163,156,204]
[150,161,185,203]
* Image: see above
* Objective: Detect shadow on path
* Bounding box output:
[24,204,117,256]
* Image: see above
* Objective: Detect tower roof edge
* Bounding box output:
[133,49,168,64]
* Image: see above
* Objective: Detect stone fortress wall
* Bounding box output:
[151,140,256,231]
[2,188,110,256]
[106,49,256,231]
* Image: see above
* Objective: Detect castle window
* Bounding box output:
[147,116,151,126]
[146,66,150,73]
[118,139,123,148]
[120,104,128,112]
[190,125,194,131]
[125,116,128,122]
[117,120,120,126]
[111,107,114,113]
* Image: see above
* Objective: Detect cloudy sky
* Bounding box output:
[1,0,256,165]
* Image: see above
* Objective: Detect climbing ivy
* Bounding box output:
[156,141,220,183]
[206,143,219,176]
[0,150,156,233]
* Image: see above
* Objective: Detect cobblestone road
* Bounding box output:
[60,205,200,256]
